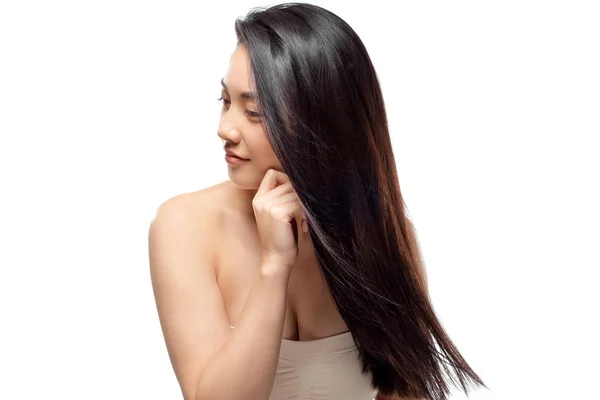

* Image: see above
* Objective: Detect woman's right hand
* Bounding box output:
[253,168,309,273]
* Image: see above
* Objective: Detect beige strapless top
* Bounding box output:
[230,326,378,400]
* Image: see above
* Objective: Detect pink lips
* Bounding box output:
[225,154,250,165]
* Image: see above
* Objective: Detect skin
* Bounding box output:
[216,44,273,218]
[215,43,410,400]
[214,43,346,337]
[150,43,414,399]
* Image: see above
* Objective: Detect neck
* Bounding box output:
[227,181,257,220]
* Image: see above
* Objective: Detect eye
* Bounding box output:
[218,97,262,119]
[246,110,262,118]
[217,97,230,107]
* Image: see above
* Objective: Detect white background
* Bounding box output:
[1,1,598,399]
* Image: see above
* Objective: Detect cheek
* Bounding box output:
[248,130,278,161]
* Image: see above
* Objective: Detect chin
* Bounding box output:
[227,163,284,190]
[227,171,261,191]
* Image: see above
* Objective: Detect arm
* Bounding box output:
[149,194,291,400]
[195,266,291,400]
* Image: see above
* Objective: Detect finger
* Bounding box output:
[258,181,293,203]
[271,199,307,229]
[267,192,299,208]
[255,169,290,198]
[293,215,307,242]
[272,198,305,223]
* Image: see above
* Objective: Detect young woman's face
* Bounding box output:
[217,44,282,190]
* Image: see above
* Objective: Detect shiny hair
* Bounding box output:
[234,3,487,398]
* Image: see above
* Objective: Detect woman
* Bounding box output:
[149,3,487,399]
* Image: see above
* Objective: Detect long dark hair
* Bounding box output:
[233,3,487,399]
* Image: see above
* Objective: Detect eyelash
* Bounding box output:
[217,97,261,118]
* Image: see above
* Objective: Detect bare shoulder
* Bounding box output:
[147,181,234,400]
[148,179,247,282]
[149,181,232,247]
[151,181,229,226]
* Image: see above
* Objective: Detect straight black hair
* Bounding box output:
[233,3,487,399]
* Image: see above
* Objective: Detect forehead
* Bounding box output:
[223,44,253,92]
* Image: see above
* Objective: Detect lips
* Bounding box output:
[225,150,249,160]
[225,153,250,165]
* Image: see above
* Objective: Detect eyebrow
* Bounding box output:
[220,78,257,100]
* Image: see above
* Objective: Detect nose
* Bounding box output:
[217,117,243,143]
